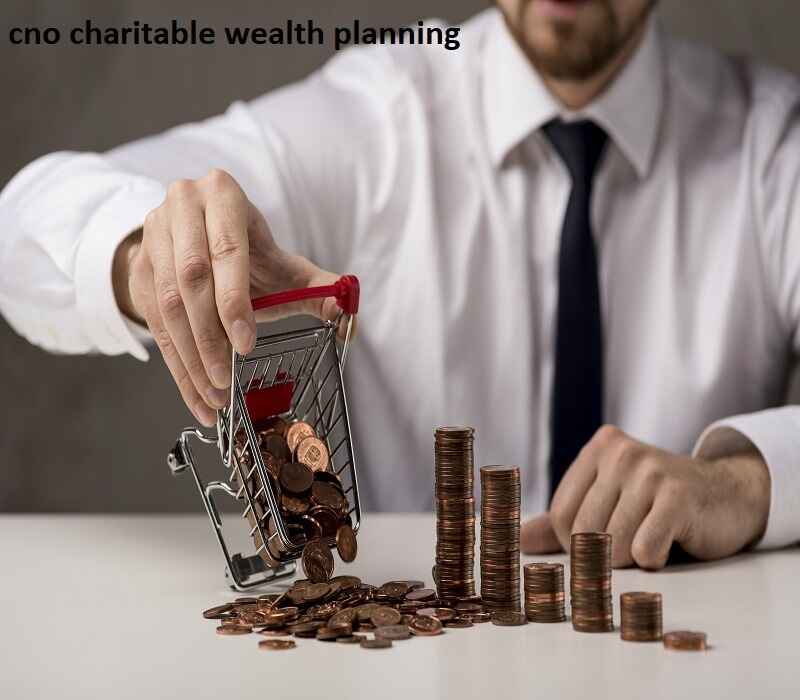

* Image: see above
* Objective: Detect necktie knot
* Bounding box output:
[543,119,608,183]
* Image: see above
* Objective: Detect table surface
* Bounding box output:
[1,513,798,699]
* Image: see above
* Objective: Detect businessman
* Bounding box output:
[2,0,799,568]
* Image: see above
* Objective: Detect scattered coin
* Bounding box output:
[258,639,296,650]
[375,625,411,641]
[336,524,358,563]
[409,616,443,636]
[361,638,393,649]
[371,606,402,627]
[302,539,334,583]
[491,611,527,627]
[216,624,252,636]
[203,603,234,619]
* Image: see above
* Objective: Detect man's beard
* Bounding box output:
[509,0,656,81]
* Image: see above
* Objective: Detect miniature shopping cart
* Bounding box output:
[167,275,361,590]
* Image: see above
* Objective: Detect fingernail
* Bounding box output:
[231,319,255,355]
[206,387,228,409]
[210,363,231,389]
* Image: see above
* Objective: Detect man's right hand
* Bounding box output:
[113,169,342,427]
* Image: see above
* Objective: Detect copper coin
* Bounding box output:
[301,539,334,583]
[336,635,361,644]
[281,493,310,516]
[258,639,296,650]
[370,606,402,627]
[311,481,348,512]
[287,421,317,453]
[444,619,473,628]
[296,436,330,472]
[203,603,234,619]
[417,607,456,622]
[360,638,392,649]
[308,505,341,537]
[405,588,436,602]
[302,583,331,603]
[410,616,443,636]
[261,417,289,437]
[259,628,290,637]
[279,461,314,495]
[336,524,358,563]
[263,433,291,462]
[375,624,411,641]
[491,611,527,626]
[663,631,708,651]
[215,624,252,636]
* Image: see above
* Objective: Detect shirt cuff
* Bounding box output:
[74,180,165,361]
[693,407,800,550]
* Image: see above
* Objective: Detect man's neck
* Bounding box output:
[539,23,648,111]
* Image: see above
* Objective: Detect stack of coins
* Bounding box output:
[570,532,613,632]
[620,592,663,642]
[480,465,521,612]
[523,563,566,623]
[434,427,476,599]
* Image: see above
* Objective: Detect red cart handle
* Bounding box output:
[251,274,360,316]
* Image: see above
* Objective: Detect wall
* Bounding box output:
[1,1,797,511]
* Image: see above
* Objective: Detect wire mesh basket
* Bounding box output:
[167,275,361,590]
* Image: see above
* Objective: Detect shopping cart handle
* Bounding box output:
[251,275,360,316]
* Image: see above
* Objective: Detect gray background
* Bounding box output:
[1,1,798,512]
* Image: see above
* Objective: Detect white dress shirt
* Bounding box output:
[2,10,799,547]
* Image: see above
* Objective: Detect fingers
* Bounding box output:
[605,489,655,568]
[521,513,562,554]
[571,478,621,536]
[129,253,217,427]
[202,170,255,355]
[170,185,232,391]
[630,496,681,570]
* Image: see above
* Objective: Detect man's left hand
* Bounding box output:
[521,425,771,569]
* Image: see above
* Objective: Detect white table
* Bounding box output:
[1,514,797,699]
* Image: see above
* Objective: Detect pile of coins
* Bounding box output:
[663,630,707,651]
[231,417,356,569]
[480,465,521,612]
[523,562,566,623]
[203,576,528,651]
[434,427,476,599]
[570,532,613,632]
[620,591,662,642]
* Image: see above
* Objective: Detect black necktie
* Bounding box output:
[543,119,608,500]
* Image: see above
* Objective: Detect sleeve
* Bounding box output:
[0,45,400,360]
[693,83,800,550]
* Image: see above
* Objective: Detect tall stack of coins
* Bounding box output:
[570,532,613,632]
[620,592,662,642]
[434,427,476,599]
[523,563,566,623]
[479,465,521,612]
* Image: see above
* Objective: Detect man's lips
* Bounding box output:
[534,0,593,21]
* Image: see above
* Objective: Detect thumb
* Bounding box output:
[521,512,562,555]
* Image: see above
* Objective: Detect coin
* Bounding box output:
[434,426,477,600]
[524,562,566,623]
[371,606,402,627]
[296,436,330,472]
[336,635,361,644]
[216,624,252,636]
[286,421,316,453]
[620,592,662,642]
[570,532,613,633]
[409,616,443,636]
[312,481,348,513]
[336,524,358,562]
[262,433,291,463]
[361,638,392,649]
[279,461,314,495]
[258,639,296,650]
[375,624,411,641]
[417,607,456,622]
[444,619,473,628]
[490,611,527,627]
[203,603,234,619]
[663,631,707,651]
[405,588,436,602]
[301,539,334,583]
[480,465,521,612]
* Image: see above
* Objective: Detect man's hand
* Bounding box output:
[113,169,342,427]
[521,426,771,569]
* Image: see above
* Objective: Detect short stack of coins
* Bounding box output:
[620,592,662,641]
[570,532,613,632]
[523,563,566,622]
[479,465,521,612]
[434,427,476,598]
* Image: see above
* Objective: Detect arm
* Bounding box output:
[0,47,398,424]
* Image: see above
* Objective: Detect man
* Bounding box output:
[1,0,798,569]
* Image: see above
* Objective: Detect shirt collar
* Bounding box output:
[482,10,664,178]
